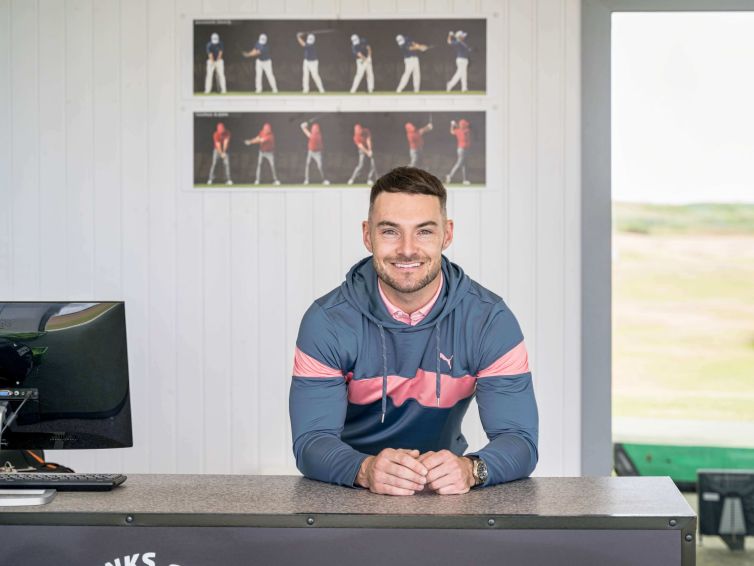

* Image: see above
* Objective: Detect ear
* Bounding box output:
[442,219,454,250]
[362,220,373,253]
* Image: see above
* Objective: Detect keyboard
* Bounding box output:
[0,473,127,492]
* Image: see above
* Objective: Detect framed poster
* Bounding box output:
[192,111,486,188]
[193,18,486,96]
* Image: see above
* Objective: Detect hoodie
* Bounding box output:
[290,256,538,488]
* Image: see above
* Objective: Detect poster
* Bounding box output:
[194,111,486,188]
[194,19,486,95]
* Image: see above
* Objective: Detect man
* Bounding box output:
[446,118,471,185]
[404,121,433,167]
[297,32,325,93]
[446,30,470,92]
[300,121,329,185]
[242,33,278,94]
[395,34,428,93]
[290,167,538,495]
[204,32,227,94]
[347,123,377,185]
[207,122,232,185]
[244,122,281,185]
[349,34,374,94]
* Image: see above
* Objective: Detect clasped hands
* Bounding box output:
[356,448,474,496]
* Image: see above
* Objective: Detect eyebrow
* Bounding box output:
[376,221,439,229]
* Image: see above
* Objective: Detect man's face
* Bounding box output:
[363,192,453,295]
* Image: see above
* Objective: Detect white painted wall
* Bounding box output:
[0,0,581,476]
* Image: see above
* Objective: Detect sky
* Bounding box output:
[612,12,754,204]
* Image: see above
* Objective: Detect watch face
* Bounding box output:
[477,459,488,483]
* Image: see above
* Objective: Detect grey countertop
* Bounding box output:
[0,475,695,526]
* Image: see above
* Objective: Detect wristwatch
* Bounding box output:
[467,455,488,487]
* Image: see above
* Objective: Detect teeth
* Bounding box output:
[395,263,420,268]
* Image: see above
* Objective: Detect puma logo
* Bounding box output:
[439,353,453,370]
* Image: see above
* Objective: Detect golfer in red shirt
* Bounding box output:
[347,123,377,185]
[245,122,281,185]
[300,121,329,185]
[445,119,471,185]
[405,121,433,167]
[207,122,232,185]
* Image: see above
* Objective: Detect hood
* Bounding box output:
[354,123,363,135]
[261,123,272,134]
[216,122,226,133]
[459,119,470,129]
[405,122,415,133]
[341,255,469,331]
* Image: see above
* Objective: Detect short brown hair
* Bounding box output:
[369,167,447,217]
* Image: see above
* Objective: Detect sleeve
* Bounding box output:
[289,302,369,487]
[466,306,539,486]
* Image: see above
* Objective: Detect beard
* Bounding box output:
[373,254,442,294]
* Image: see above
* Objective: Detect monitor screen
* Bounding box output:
[0,302,132,450]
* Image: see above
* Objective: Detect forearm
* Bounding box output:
[468,433,538,486]
[294,431,369,487]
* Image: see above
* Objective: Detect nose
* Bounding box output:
[397,233,418,258]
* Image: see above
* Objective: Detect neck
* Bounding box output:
[379,272,442,315]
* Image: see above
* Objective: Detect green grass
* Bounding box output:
[195,90,486,96]
[614,202,754,235]
[612,202,754,423]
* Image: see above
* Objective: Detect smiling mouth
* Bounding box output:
[392,262,423,270]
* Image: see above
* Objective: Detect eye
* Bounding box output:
[381,229,398,237]
[418,229,434,236]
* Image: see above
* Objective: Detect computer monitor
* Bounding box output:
[0,302,132,451]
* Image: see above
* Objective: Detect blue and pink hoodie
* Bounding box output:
[289,256,539,487]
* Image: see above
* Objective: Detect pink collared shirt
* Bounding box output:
[377,273,444,326]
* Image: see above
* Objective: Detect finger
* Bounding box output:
[392,452,428,476]
[426,463,455,486]
[379,471,424,492]
[428,472,460,491]
[437,483,469,495]
[396,448,420,458]
[421,450,454,472]
[373,484,415,496]
[383,461,426,487]
[417,451,435,463]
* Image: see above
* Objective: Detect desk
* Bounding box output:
[0,475,696,565]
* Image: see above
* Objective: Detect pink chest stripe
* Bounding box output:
[347,369,476,409]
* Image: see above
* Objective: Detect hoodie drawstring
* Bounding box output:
[377,321,443,423]
[435,322,441,407]
[378,323,388,423]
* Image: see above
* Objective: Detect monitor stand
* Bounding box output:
[0,401,58,506]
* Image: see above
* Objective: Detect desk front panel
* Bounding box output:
[1,524,682,566]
